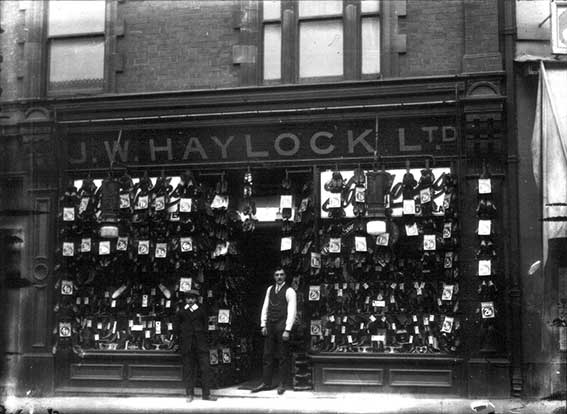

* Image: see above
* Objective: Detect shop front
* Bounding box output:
[19,76,515,397]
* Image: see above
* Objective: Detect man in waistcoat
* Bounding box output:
[175,289,217,402]
[251,267,297,395]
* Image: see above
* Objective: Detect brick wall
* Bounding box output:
[461,0,502,72]
[400,0,465,77]
[116,0,240,93]
[0,1,502,98]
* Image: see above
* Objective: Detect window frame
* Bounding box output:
[359,2,381,79]
[45,0,109,96]
[260,0,382,84]
[296,3,346,83]
[260,1,283,84]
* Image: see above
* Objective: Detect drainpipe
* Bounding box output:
[501,0,522,398]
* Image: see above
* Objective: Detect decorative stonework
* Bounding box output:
[32,259,49,282]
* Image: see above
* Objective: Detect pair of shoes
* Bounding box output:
[186,395,194,403]
[277,384,286,395]
[251,383,270,393]
[202,395,217,401]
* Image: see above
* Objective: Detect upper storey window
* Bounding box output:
[47,0,106,94]
[262,0,380,83]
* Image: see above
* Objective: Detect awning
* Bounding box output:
[531,62,567,262]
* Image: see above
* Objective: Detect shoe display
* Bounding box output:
[52,173,255,388]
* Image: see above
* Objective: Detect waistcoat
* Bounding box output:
[267,283,288,324]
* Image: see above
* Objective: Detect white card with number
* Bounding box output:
[280,195,293,209]
[423,234,436,251]
[179,198,192,213]
[138,240,149,255]
[180,237,193,252]
[329,238,341,253]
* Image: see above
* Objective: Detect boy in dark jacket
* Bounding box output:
[175,289,217,402]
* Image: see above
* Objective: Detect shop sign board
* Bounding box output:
[66,117,457,169]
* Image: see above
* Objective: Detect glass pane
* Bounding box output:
[300,20,343,78]
[263,0,281,20]
[362,17,380,74]
[49,37,104,89]
[361,0,380,14]
[298,0,342,18]
[48,0,105,36]
[263,24,281,80]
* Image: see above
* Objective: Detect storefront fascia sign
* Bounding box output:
[67,117,457,169]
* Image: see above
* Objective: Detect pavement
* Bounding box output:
[1,386,565,414]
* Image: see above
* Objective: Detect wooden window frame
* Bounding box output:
[260,0,382,84]
[45,0,111,96]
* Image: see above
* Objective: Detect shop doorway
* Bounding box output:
[239,222,282,385]
[234,168,312,388]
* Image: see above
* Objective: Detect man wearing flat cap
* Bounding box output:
[175,289,216,402]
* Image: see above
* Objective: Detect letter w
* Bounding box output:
[104,140,129,164]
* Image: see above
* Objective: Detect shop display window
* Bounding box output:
[310,166,461,354]
[53,163,462,391]
[53,171,269,386]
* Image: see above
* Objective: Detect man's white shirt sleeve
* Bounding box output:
[285,287,297,331]
[260,286,271,328]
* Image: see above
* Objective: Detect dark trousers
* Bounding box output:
[182,341,212,396]
[262,321,290,387]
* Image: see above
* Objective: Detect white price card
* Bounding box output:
[280,195,293,209]
[81,238,92,253]
[478,259,491,276]
[441,316,454,333]
[138,240,150,255]
[405,223,419,237]
[328,193,341,209]
[179,277,192,292]
[478,220,492,236]
[180,237,193,252]
[376,233,390,246]
[63,207,75,222]
[280,237,292,251]
[117,237,128,251]
[478,178,492,194]
[155,196,166,211]
[62,242,75,257]
[179,198,192,213]
[309,285,321,301]
[155,242,167,258]
[99,241,110,255]
[423,234,436,251]
[329,238,341,253]
[120,193,131,209]
[355,236,368,252]
[403,199,416,215]
[136,195,149,210]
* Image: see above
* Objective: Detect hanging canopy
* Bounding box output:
[531,62,567,263]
